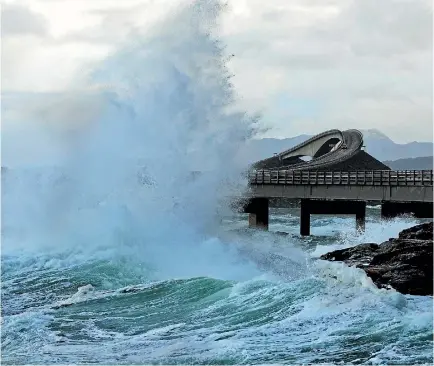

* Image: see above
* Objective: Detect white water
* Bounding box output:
[2,0,264,281]
[2,1,432,364]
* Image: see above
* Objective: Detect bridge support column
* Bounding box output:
[356,210,366,232]
[381,202,433,219]
[244,198,269,230]
[300,200,311,236]
[300,199,366,236]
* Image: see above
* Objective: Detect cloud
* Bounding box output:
[46,0,182,45]
[221,0,432,142]
[0,0,173,91]
[1,3,48,36]
[1,0,432,142]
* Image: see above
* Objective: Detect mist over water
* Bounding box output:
[3,0,256,272]
[2,1,433,364]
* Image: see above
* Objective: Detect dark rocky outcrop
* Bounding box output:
[320,222,433,295]
[398,221,433,240]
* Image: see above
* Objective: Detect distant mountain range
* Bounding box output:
[383,156,433,170]
[244,129,433,164]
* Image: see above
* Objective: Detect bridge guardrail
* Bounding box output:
[249,170,434,186]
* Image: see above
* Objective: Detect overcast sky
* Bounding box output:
[2,0,433,143]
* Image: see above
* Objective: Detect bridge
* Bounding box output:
[243,129,433,235]
[253,129,390,171]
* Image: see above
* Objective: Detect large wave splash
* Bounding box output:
[2,0,263,280]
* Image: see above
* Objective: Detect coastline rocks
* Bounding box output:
[320,222,433,295]
[398,221,433,240]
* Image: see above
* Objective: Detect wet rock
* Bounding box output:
[320,243,379,266]
[320,222,433,295]
[398,221,433,240]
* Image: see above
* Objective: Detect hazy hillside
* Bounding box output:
[245,129,433,163]
[383,156,433,170]
[361,130,433,161]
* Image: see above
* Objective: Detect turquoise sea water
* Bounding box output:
[2,1,432,363]
[2,205,433,365]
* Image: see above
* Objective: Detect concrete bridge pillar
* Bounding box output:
[300,199,366,236]
[356,211,366,232]
[244,197,269,230]
[300,201,311,236]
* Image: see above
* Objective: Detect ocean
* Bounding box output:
[2,200,433,364]
[1,1,433,364]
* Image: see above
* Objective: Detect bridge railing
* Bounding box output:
[249,170,434,186]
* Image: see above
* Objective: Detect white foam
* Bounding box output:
[2,0,262,283]
[2,1,432,364]
[55,284,97,307]
[367,204,381,209]
[310,215,424,258]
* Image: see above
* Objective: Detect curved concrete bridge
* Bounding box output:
[253,129,389,171]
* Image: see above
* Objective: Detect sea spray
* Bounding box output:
[2,0,263,281]
[2,1,433,364]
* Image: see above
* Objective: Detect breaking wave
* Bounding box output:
[2,1,432,364]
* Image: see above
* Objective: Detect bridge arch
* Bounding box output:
[279,131,343,160]
[313,137,342,158]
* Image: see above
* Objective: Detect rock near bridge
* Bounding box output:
[320,222,433,296]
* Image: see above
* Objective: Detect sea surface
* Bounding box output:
[2,204,433,365]
[1,1,433,364]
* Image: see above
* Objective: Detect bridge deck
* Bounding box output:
[248,170,433,203]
